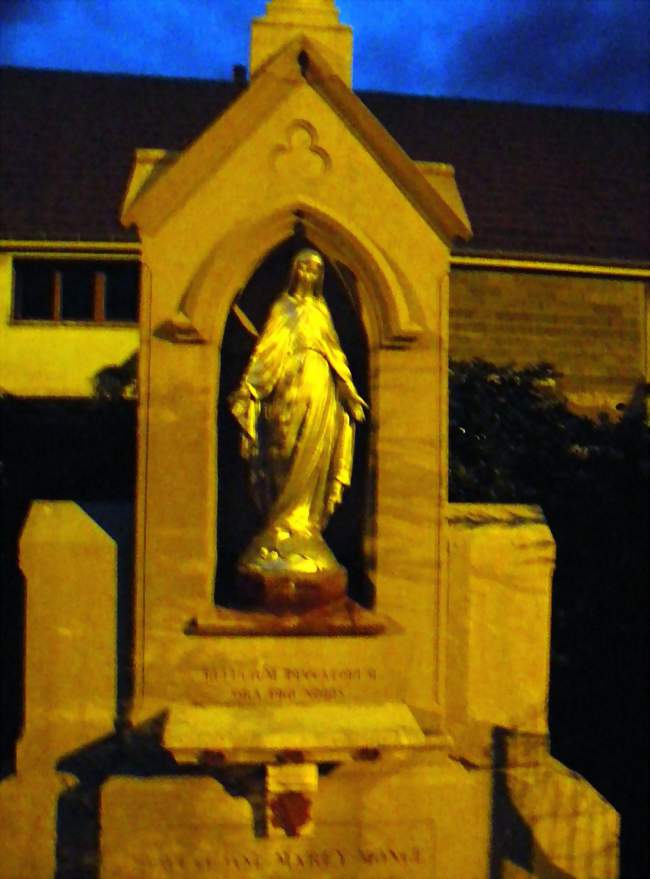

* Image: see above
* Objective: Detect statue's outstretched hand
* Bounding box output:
[343,386,368,422]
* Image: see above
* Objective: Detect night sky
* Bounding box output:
[1,0,649,111]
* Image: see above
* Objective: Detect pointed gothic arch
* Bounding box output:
[179,201,425,351]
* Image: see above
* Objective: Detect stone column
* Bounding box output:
[0,502,116,879]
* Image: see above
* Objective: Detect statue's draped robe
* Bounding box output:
[232,291,357,572]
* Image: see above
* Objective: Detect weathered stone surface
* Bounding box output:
[447,504,554,764]
[16,501,117,768]
[0,502,117,879]
[0,774,75,879]
[163,702,425,764]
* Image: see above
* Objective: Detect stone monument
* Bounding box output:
[0,2,619,877]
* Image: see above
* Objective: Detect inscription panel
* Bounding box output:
[187,663,380,705]
[101,777,437,879]
[103,826,435,879]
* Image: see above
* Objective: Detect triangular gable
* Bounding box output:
[122,36,471,242]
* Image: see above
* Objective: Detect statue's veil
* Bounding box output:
[288,248,325,297]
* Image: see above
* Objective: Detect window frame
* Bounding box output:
[11,255,141,326]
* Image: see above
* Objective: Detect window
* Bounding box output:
[12,259,140,323]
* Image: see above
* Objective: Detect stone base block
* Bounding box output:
[100,758,491,879]
[98,752,620,879]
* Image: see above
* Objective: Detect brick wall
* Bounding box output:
[449,268,647,416]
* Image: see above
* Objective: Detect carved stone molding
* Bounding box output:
[153,309,206,344]
[271,121,331,179]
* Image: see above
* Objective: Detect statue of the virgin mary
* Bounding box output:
[229,248,366,611]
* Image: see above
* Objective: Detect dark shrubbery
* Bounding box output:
[450,358,648,503]
[450,359,649,878]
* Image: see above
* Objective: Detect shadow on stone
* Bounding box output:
[490,727,591,879]
[56,783,100,879]
[55,716,178,878]
[79,502,134,725]
[489,727,534,879]
[54,712,277,873]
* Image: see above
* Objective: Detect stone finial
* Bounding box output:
[250,0,353,84]
[262,0,341,26]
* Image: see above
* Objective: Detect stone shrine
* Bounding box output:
[0,2,619,877]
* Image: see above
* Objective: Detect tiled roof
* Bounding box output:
[1,66,648,264]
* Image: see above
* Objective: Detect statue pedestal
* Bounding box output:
[236,565,347,614]
[185,597,389,637]
[187,563,392,635]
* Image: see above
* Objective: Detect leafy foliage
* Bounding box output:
[449,358,648,503]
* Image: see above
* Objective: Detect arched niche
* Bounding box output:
[215,234,373,609]
[180,201,424,350]
[156,203,432,621]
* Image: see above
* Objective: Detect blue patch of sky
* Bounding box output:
[0,0,648,110]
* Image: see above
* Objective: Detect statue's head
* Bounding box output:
[289,248,325,297]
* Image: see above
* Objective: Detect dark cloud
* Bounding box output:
[0,0,648,111]
[0,0,53,26]
[0,0,248,80]
[444,0,650,110]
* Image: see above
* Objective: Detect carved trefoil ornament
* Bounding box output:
[271,121,331,179]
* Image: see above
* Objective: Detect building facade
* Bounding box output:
[1,65,648,412]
